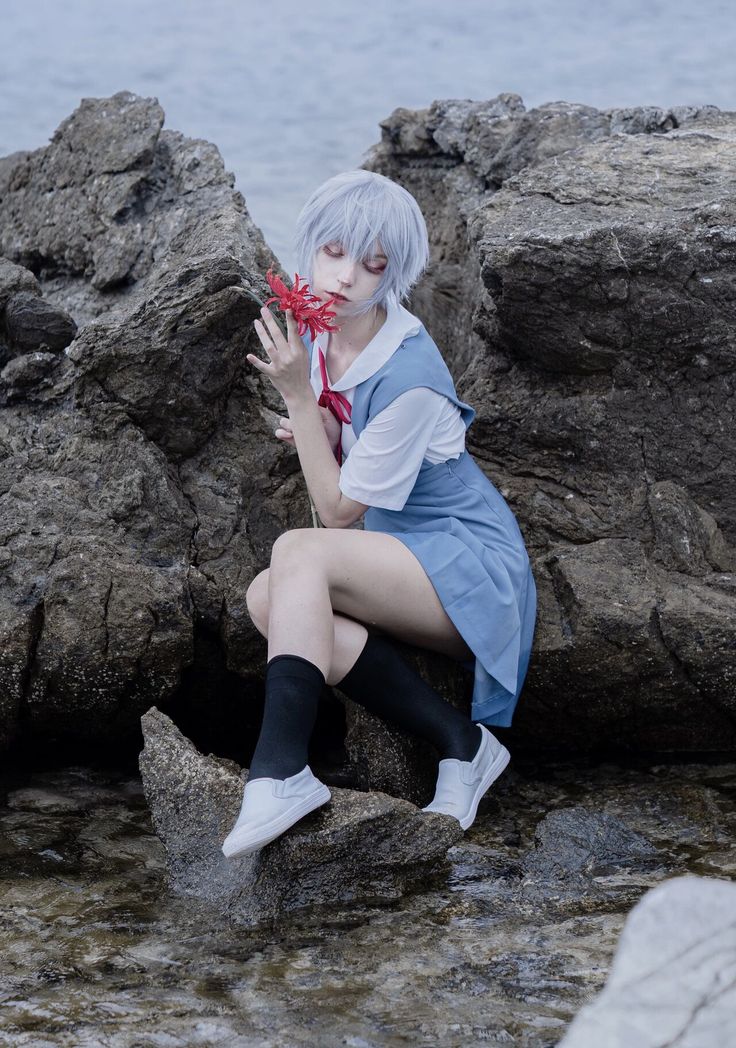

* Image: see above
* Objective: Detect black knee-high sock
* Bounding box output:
[248,655,325,780]
[336,634,482,761]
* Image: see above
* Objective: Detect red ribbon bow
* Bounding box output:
[317,347,351,465]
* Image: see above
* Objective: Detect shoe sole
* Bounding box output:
[458,742,510,831]
[222,784,331,859]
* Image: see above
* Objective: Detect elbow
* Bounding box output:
[321,497,365,530]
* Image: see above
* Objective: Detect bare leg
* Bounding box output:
[246,569,369,686]
[259,527,472,680]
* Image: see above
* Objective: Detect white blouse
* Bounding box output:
[309,300,466,512]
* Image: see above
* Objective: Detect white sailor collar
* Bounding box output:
[311,299,422,392]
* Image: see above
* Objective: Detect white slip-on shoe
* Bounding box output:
[221,765,331,859]
[421,725,510,831]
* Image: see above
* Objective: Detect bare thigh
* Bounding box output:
[267,527,473,661]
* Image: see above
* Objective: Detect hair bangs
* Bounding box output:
[294,170,429,318]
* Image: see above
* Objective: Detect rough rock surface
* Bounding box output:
[0,91,308,753]
[365,94,736,754]
[2,89,736,767]
[558,875,736,1047]
[138,706,462,926]
[519,806,658,909]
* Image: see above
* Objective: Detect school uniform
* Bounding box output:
[304,298,536,728]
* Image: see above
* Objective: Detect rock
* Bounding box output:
[365,95,736,755]
[521,807,657,890]
[2,88,735,774]
[138,707,462,927]
[1,351,58,396]
[3,290,77,355]
[558,875,736,1047]
[0,91,304,753]
[0,257,41,310]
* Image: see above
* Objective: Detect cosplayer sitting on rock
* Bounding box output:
[222,169,536,858]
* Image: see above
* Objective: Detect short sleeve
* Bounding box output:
[338,387,447,511]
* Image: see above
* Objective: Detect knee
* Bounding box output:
[270,528,323,571]
[245,569,270,633]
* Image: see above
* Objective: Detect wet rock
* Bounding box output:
[522,806,657,882]
[559,875,736,1047]
[138,707,462,927]
[366,95,736,755]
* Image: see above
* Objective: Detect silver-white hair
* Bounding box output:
[293,169,430,317]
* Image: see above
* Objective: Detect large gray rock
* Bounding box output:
[366,95,736,754]
[2,88,735,773]
[0,91,307,752]
[138,706,462,926]
[559,875,736,1047]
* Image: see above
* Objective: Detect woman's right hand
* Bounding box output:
[276,406,342,455]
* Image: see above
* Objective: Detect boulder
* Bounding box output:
[365,95,736,754]
[0,91,307,753]
[559,875,736,1047]
[138,707,462,926]
[518,806,658,913]
[1,88,735,775]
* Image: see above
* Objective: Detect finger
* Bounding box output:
[260,307,286,346]
[275,429,295,443]
[246,353,276,375]
[278,416,292,429]
[253,318,276,356]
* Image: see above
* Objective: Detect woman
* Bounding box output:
[222,170,536,859]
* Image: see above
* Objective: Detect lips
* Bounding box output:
[328,291,349,301]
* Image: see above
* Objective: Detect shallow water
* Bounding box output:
[1,759,734,1047]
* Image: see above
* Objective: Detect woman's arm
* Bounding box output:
[248,306,367,529]
[284,389,367,528]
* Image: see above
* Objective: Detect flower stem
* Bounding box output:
[239,286,288,339]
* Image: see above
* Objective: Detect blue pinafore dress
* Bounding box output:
[305,324,537,728]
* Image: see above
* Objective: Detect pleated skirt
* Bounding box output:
[364,451,537,727]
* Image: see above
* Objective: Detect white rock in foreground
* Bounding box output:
[559,875,736,1048]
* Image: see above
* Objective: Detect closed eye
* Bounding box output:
[324,244,385,273]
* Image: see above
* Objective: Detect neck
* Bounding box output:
[328,304,387,355]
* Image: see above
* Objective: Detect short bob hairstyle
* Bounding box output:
[294,169,430,318]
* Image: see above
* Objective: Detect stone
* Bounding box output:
[138,707,462,927]
[558,875,736,1047]
[0,91,302,753]
[3,290,77,355]
[0,258,41,310]
[519,806,658,911]
[2,88,736,774]
[1,351,59,396]
[365,95,736,755]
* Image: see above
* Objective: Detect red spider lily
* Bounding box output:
[264,268,340,340]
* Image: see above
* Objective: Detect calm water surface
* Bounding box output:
[2,0,735,271]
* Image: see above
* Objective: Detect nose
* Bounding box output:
[337,258,358,286]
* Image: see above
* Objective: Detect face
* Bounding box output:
[311,239,388,316]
